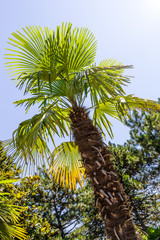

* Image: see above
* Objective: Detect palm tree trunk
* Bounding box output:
[70,105,141,240]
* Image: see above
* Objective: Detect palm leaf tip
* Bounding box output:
[111,95,160,122]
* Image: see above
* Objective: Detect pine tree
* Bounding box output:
[110,106,160,232]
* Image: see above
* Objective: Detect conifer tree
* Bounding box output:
[110,106,160,232]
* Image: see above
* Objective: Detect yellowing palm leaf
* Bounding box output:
[48,142,85,190]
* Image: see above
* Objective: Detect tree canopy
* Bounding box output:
[4,23,160,190]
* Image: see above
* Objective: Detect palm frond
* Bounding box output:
[64,63,132,106]
[99,58,124,72]
[3,138,49,176]
[113,95,160,120]
[48,142,86,190]
[14,90,70,112]
[0,223,27,240]
[0,179,27,240]
[5,23,97,95]
[93,101,119,138]
[91,95,160,139]
[92,96,160,137]
[3,104,70,175]
[14,95,51,113]
[87,65,132,105]
[0,202,25,224]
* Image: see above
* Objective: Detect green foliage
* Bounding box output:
[0,179,27,240]
[110,108,160,231]
[146,227,160,240]
[8,169,83,239]
[4,23,160,189]
[0,143,27,240]
[3,167,105,240]
[0,142,20,178]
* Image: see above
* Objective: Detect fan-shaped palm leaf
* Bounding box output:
[93,101,119,138]
[92,96,160,139]
[5,23,97,94]
[14,79,73,113]
[48,141,85,190]
[112,95,160,120]
[64,63,132,106]
[3,103,70,175]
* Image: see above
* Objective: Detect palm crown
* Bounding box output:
[4,22,160,190]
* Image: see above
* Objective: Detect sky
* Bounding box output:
[0,0,160,146]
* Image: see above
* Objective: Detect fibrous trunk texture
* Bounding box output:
[70,106,140,240]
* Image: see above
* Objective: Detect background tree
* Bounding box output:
[4,23,160,239]
[3,110,160,240]
[0,143,27,240]
[0,142,20,179]
[109,108,160,239]
[111,107,160,228]
[7,169,83,240]
[77,108,160,239]
[72,107,160,239]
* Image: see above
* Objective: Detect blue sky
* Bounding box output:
[0,0,160,145]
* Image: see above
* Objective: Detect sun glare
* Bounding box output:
[148,0,160,11]
[143,0,160,21]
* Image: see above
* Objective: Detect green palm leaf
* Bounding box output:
[113,95,160,120]
[48,142,85,190]
[5,23,97,95]
[0,179,27,239]
[93,101,119,138]
[92,96,160,138]
[14,79,72,113]
[3,104,70,175]
[0,224,27,240]
[63,64,132,106]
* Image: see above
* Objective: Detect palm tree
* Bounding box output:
[4,23,160,239]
